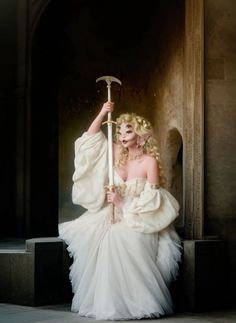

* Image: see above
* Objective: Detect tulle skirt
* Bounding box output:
[59,205,181,320]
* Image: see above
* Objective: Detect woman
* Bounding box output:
[59,101,182,320]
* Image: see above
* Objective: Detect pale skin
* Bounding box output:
[87,102,160,208]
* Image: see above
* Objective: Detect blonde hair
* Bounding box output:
[115,113,165,185]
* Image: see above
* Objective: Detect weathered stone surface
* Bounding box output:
[205,58,225,80]
[206,80,236,105]
[183,0,204,239]
[205,102,236,217]
[0,254,11,302]
[205,0,236,306]
[225,58,236,80]
[205,0,236,58]
[0,238,70,306]
[11,253,34,305]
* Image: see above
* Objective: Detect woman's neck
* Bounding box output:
[127,146,142,160]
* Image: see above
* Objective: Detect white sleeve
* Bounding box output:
[72,131,108,212]
[123,183,180,233]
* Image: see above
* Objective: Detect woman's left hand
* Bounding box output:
[107,191,123,208]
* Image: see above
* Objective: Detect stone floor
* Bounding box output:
[0,303,236,323]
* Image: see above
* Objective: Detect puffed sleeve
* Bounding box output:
[122,183,179,233]
[72,131,108,212]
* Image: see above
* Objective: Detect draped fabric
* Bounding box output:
[59,131,182,320]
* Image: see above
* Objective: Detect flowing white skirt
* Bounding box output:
[59,205,181,320]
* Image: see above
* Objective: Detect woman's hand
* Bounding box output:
[87,101,114,134]
[99,101,114,118]
[107,190,123,208]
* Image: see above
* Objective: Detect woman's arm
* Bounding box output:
[146,157,160,186]
[87,101,114,134]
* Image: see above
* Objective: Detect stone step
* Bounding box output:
[0,238,227,312]
[0,237,72,306]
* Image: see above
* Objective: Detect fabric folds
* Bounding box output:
[59,131,182,320]
[123,183,180,234]
[72,131,108,212]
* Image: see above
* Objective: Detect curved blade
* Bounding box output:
[96,75,122,85]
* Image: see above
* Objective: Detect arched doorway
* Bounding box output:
[166,128,184,232]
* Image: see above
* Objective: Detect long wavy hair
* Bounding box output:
[115,113,165,185]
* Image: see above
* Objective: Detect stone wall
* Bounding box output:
[149,2,184,228]
[204,0,236,306]
[58,0,185,224]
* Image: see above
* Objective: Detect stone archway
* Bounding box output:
[16,0,66,237]
[15,0,204,240]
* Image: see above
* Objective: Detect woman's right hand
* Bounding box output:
[87,101,114,134]
[106,190,123,208]
[99,101,114,118]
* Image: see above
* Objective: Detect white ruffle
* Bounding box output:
[59,211,181,320]
[157,226,182,285]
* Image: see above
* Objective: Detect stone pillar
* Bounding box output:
[184,0,204,239]
[16,0,58,237]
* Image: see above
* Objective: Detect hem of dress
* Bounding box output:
[74,310,174,321]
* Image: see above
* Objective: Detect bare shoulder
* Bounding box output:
[143,155,159,167]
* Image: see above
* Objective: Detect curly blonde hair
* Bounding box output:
[115,113,165,185]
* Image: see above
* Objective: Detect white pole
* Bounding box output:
[107,80,114,187]
[96,75,122,189]
[96,75,121,224]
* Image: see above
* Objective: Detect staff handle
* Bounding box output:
[107,80,114,187]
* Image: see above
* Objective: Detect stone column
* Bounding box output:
[184,0,204,239]
[16,0,54,237]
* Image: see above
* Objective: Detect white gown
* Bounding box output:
[59,131,182,320]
